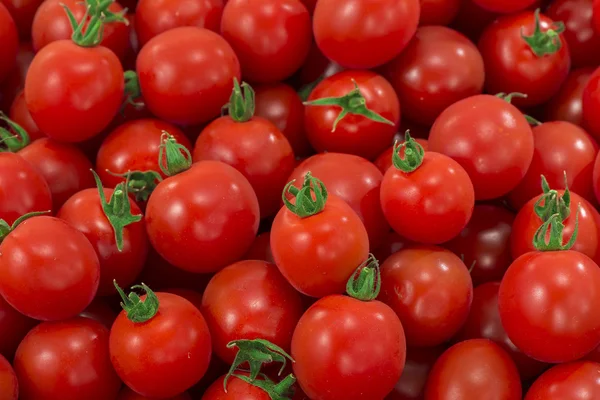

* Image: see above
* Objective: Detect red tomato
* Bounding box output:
[0,0,42,39]
[429,94,534,200]
[372,231,414,264]
[8,90,44,141]
[594,0,600,33]
[525,361,600,399]
[0,353,17,400]
[473,0,536,13]
[243,232,274,263]
[544,67,593,126]
[79,298,118,329]
[594,151,600,203]
[0,296,37,359]
[313,0,420,69]
[451,0,499,42]
[294,40,344,89]
[304,70,400,160]
[137,27,240,126]
[138,248,213,292]
[478,10,571,108]
[202,373,288,400]
[0,3,18,85]
[14,318,121,400]
[292,294,406,400]
[382,26,484,127]
[424,339,522,400]
[418,0,460,26]
[375,139,429,174]
[379,246,473,347]
[221,0,312,83]
[0,42,34,113]
[118,386,192,400]
[581,66,600,140]
[385,346,445,400]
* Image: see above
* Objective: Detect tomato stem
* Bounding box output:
[282,172,328,218]
[105,169,163,202]
[534,173,571,222]
[231,372,296,400]
[521,8,565,57]
[122,70,144,111]
[114,281,159,323]
[226,78,255,122]
[63,0,128,47]
[532,209,579,251]
[158,131,192,176]
[495,92,541,125]
[346,254,381,301]
[0,112,30,152]
[0,211,51,243]
[391,130,425,173]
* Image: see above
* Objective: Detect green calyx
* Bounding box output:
[158,131,192,177]
[122,70,144,111]
[63,0,128,47]
[495,92,541,125]
[522,8,565,57]
[230,372,296,400]
[532,208,579,251]
[0,211,50,243]
[105,169,163,202]
[303,79,395,132]
[114,280,159,323]
[346,254,381,301]
[391,130,425,173]
[0,112,30,152]
[534,173,570,222]
[91,170,142,252]
[225,78,255,122]
[282,172,328,218]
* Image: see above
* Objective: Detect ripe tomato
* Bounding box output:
[375,138,428,174]
[0,0,42,39]
[118,386,192,400]
[202,373,293,400]
[525,361,600,399]
[313,0,420,69]
[544,67,593,126]
[418,0,460,26]
[0,296,37,359]
[451,0,499,42]
[0,42,33,112]
[472,0,536,13]
[0,3,18,85]
[79,298,118,328]
[0,353,17,400]
[372,231,414,263]
[385,346,445,400]
[138,248,213,292]
[593,152,600,203]
[243,232,274,263]
[294,40,343,89]
[429,94,534,200]
[582,66,600,140]
[137,27,240,126]
[14,318,121,400]
[9,90,44,141]
[382,26,484,127]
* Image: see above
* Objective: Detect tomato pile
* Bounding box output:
[5,0,600,398]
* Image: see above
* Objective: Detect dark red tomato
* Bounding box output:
[0,152,52,225]
[473,0,536,13]
[451,0,498,42]
[0,3,18,85]
[243,232,274,263]
[300,0,316,13]
[375,139,429,174]
[146,161,260,273]
[138,249,213,292]
[382,26,484,127]
[429,94,534,200]
[0,42,34,113]
[372,231,414,263]
[254,83,313,157]
[294,40,344,88]
[379,246,473,347]
[110,292,212,398]
[594,0,600,33]
[31,0,130,60]
[164,288,204,311]
[0,353,17,400]
[137,27,240,126]
[499,250,600,363]
[582,66,600,140]
[201,260,303,364]
[0,296,37,359]
[79,298,118,329]
[14,318,121,400]
[424,339,521,400]
[455,282,549,381]
[9,90,44,141]
[202,374,281,400]
[385,346,445,400]
[0,216,100,321]
[313,0,420,69]
[594,151,600,203]
[526,361,600,399]
[1,0,42,39]
[478,11,571,108]
[292,294,406,400]
[418,0,460,26]
[288,153,390,250]
[544,67,593,126]
[444,205,514,286]
[305,70,400,160]
[221,0,312,83]
[136,0,223,46]
[119,386,192,400]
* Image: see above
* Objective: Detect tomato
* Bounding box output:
[313,0,420,69]
[118,386,192,400]
[594,0,600,33]
[304,70,400,160]
[451,0,499,42]
[418,0,460,26]
[294,41,344,89]
[526,361,600,399]
[544,67,593,126]
[14,318,121,400]
[0,152,52,225]
[79,298,118,328]
[474,0,536,13]
[202,373,291,400]
[379,246,473,347]
[243,232,274,263]
[429,94,534,200]
[292,294,406,400]
[0,0,42,39]
[0,3,18,85]
[109,290,212,398]
[135,0,223,46]
[8,90,44,141]
[424,339,522,400]
[221,0,311,83]
[385,346,445,400]
[137,27,240,126]
[593,151,600,204]
[478,10,571,108]
[0,42,34,113]
[375,139,428,174]
[581,66,600,141]
[382,26,484,127]
[0,353,17,400]
[372,231,414,264]
[0,296,37,359]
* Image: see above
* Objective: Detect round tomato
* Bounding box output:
[385,346,444,400]
[294,40,343,89]
[202,373,293,400]
[0,353,17,400]
[9,90,44,141]
[525,361,600,399]
[372,231,414,263]
[0,3,18,84]
[472,0,536,13]
[79,299,118,329]
[451,0,499,42]
[0,0,42,39]
[0,296,37,359]
[418,0,460,26]
[118,386,192,400]
[544,67,593,126]
[582,66,600,140]
[243,232,274,263]
[0,42,34,112]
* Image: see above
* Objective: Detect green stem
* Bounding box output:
[522,8,566,57]
[534,173,570,222]
[282,172,328,218]
[63,0,128,47]
[346,254,381,301]
[105,169,163,202]
[495,92,541,125]
[0,112,30,152]
[533,209,579,252]
[122,70,144,111]
[158,131,192,177]
[225,78,255,122]
[391,130,425,173]
[230,372,296,400]
[114,281,159,323]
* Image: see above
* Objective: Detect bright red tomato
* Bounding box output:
[313,0,420,69]
[429,94,534,200]
[9,90,44,141]
[0,3,18,85]
[14,318,121,400]
[473,0,536,13]
[202,373,290,400]
[0,296,37,359]
[118,386,192,400]
[544,67,593,126]
[526,361,600,399]
[385,346,445,400]
[582,66,600,140]
[0,353,17,400]
[418,0,460,26]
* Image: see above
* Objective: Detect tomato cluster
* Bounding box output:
[4,0,600,399]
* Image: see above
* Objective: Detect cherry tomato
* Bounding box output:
[0,0,42,39]
[581,66,600,140]
[118,387,192,400]
[375,139,428,174]
[544,67,593,126]
[138,248,213,292]
[0,353,17,400]
[418,0,460,26]
[0,3,18,85]
[525,361,600,399]
[451,0,499,43]
[382,26,484,127]
[294,40,344,89]
[243,232,274,263]
[8,90,44,141]
[593,152,600,204]
[372,231,414,264]
[79,298,118,329]
[202,373,285,400]
[385,346,445,400]
[313,0,420,69]
[0,296,37,359]
[14,318,121,400]
[0,42,34,113]
[473,0,536,13]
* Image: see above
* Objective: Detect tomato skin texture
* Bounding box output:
[0,353,18,400]
[110,292,212,398]
[418,0,460,26]
[382,26,484,127]
[478,11,571,108]
[429,94,534,200]
[271,194,369,298]
[525,361,600,400]
[146,161,260,273]
[544,67,593,126]
[201,374,274,400]
[0,152,52,226]
[305,70,400,160]
[424,339,522,400]
[118,386,192,400]
[14,318,121,400]
[499,251,600,363]
[473,0,536,13]
[292,295,406,400]
[137,27,240,126]
[313,0,420,69]
[385,346,444,400]
[0,3,18,84]
[0,296,37,359]
[9,90,44,141]
[379,246,473,347]
[221,0,312,83]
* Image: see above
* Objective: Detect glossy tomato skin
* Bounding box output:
[221,0,311,83]
[478,11,571,108]
[544,67,593,126]
[313,0,420,69]
[110,292,212,398]
[270,194,369,298]
[0,3,18,84]
[146,161,260,273]
[9,90,44,141]
[418,0,460,26]
[385,346,445,400]
[137,27,240,126]
[429,94,534,200]
[201,374,274,400]
[525,361,600,399]
[292,295,406,400]
[379,246,473,347]
[582,66,600,140]
[14,318,121,400]
[424,339,522,400]
[499,251,600,363]
[375,139,428,174]
[473,0,536,13]
[382,26,484,127]
[118,387,192,400]
[381,151,475,244]
[0,353,17,400]
[0,152,52,225]
[0,296,37,359]
[305,70,400,160]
